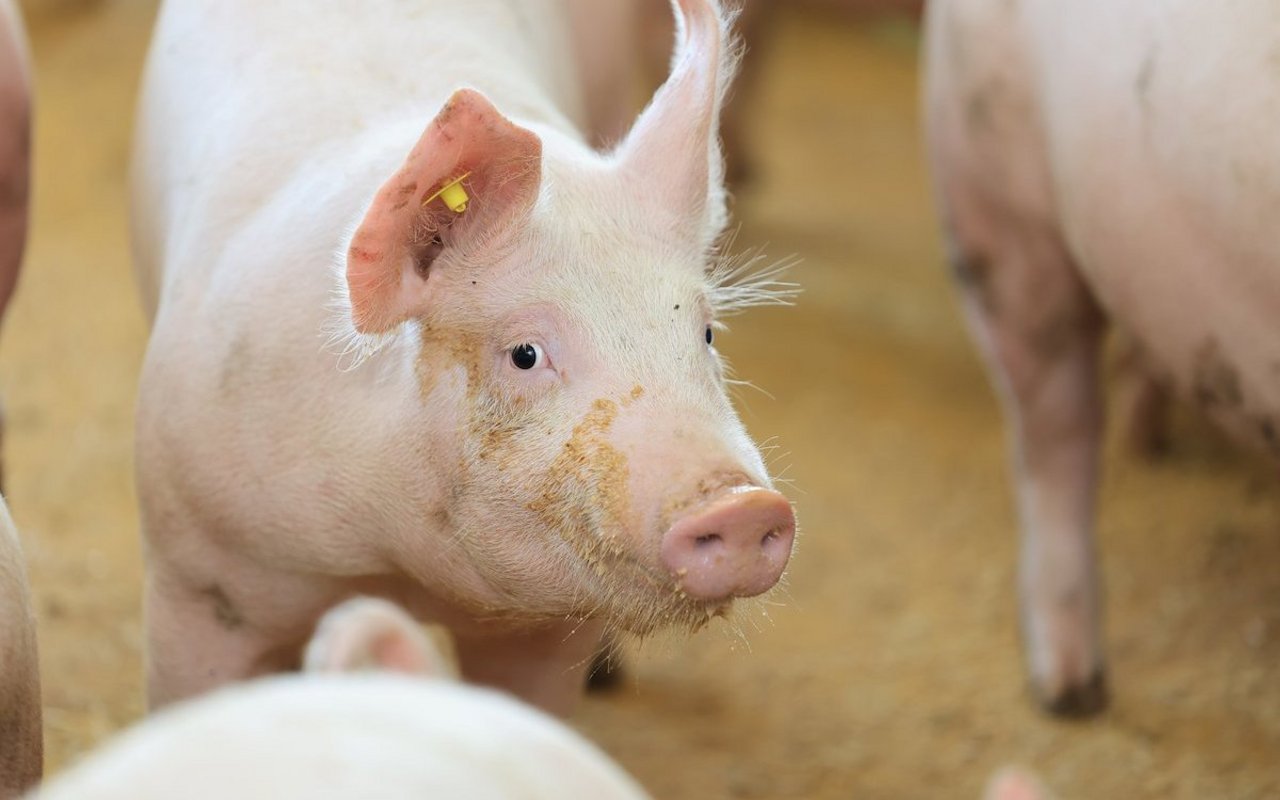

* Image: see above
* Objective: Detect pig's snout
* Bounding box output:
[661,487,795,601]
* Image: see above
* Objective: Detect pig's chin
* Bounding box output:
[561,550,733,636]
[602,592,733,637]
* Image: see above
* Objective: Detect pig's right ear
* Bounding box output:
[303,597,454,678]
[344,89,542,335]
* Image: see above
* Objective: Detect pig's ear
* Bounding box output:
[618,0,736,251]
[345,89,542,335]
[303,597,453,678]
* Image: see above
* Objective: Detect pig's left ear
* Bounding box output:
[618,0,736,252]
[303,597,454,678]
[345,89,542,335]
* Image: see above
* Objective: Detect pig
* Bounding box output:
[0,496,41,797]
[924,0,1280,714]
[131,0,797,715]
[0,0,31,492]
[32,597,651,799]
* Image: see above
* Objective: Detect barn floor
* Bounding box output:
[6,1,1278,797]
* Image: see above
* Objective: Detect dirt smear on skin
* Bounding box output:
[527,398,632,576]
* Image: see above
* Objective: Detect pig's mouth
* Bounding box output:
[545,514,731,635]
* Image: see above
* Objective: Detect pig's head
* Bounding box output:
[338,0,795,634]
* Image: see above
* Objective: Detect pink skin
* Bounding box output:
[134,0,793,716]
[926,0,1280,715]
[0,0,30,493]
[0,497,41,798]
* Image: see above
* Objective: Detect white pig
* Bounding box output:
[32,597,650,799]
[925,0,1280,714]
[131,0,796,715]
[0,495,41,797]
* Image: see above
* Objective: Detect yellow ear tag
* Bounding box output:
[423,172,472,214]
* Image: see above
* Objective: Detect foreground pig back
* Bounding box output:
[132,0,795,712]
[32,677,650,800]
[925,0,1280,714]
[33,598,649,799]
[0,496,40,797]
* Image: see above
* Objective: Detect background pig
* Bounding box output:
[33,597,651,799]
[132,0,795,715]
[924,0,1280,714]
[0,0,30,491]
[1,496,41,797]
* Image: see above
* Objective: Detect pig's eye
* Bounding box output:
[510,343,543,370]
[705,326,714,346]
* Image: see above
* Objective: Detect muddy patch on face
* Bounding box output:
[473,391,538,467]
[527,399,632,571]
[416,321,485,402]
[659,470,755,532]
[1193,338,1243,409]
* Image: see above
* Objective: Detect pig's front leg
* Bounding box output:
[452,619,607,717]
[948,235,1109,717]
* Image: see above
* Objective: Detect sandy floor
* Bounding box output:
[5,1,1278,797]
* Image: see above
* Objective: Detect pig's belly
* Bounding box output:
[1045,57,1280,459]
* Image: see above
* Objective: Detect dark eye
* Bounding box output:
[510,343,543,370]
[705,326,714,345]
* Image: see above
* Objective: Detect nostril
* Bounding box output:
[660,486,796,601]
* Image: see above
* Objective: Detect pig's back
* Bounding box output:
[35,676,649,799]
[1026,0,1280,446]
[132,0,584,316]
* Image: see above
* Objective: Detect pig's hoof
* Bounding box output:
[585,650,625,692]
[1037,668,1109,718]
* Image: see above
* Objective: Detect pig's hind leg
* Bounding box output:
[925,0,1110,717]
[943,226,1109,717]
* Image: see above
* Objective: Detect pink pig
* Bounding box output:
[925,0,1280,714]
[131,0,796,715]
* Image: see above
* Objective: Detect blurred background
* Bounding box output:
[4,0,1278,797]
